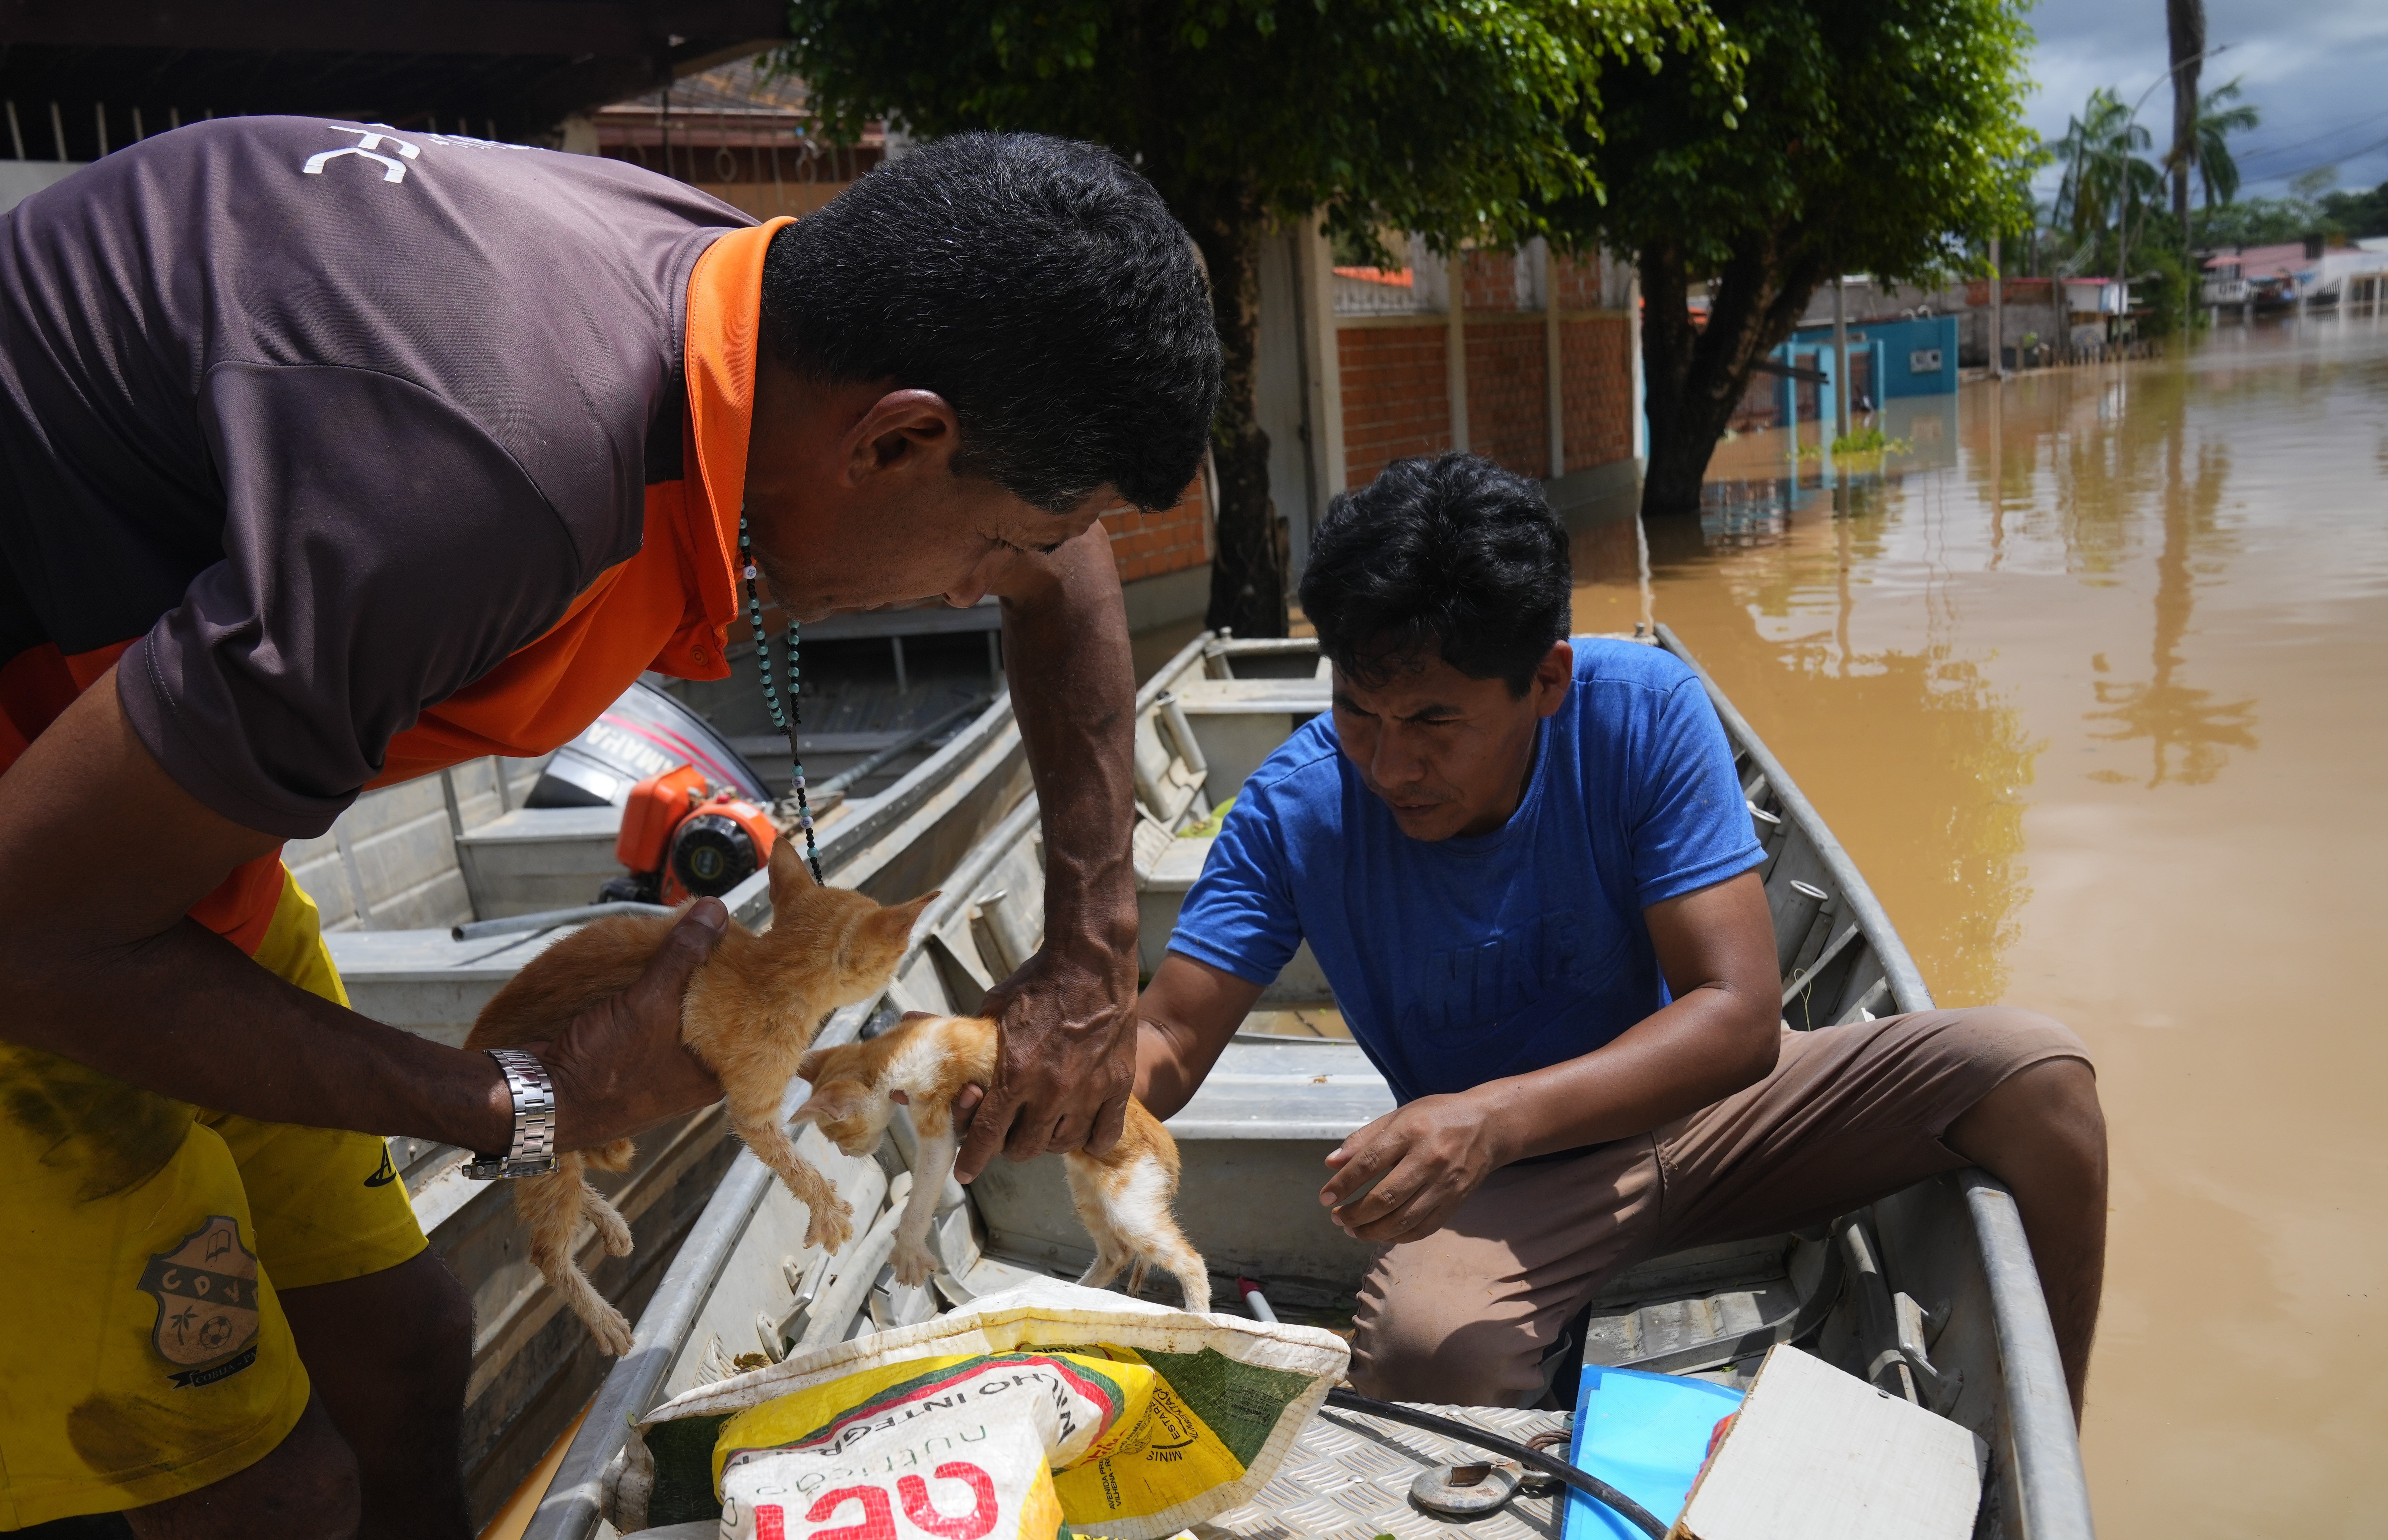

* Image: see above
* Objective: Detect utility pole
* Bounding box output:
[1831,276,1850,436]
[1990,235,2005,379]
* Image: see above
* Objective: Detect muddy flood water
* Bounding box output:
[1563,315,2388,1537]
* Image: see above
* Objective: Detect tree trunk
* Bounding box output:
[1638,233,1827,517]
[2167,0,2205,243]
[1187,206,1286,637]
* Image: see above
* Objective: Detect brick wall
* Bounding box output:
[1107,470,1209,582]
[1329,248,1637,497]
[1462,250,1523,311]
[1559,317,1634,472]
[1341,325,1453,487]
[1464,318,1549,477]
[1550,253,1607,312]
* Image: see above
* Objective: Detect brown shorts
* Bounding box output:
[1347,1007,2092,1405]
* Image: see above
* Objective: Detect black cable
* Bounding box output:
[1321,1388,1669,1540]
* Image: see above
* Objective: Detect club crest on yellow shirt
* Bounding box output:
[138,1215,262,1386]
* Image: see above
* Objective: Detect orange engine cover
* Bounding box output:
[615,764,708,874]
[657,793,778,905]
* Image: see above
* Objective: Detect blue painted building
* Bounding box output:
[1770,312,1959,432]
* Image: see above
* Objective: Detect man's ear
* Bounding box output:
[844,389,960,485]
[1532,640,1575,719]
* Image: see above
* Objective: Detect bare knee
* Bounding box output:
[126,1393,359,1540]
[1947,1050,2106,1192]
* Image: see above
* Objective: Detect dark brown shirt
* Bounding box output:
[0,118,748,835]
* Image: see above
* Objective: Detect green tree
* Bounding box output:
[2318,180,2388,240]
[2184,79,2259,213]
[1546,0,2038,516]
[778,0,1726,635]
[2052,86,2163,270]
[2195,195,2327,247]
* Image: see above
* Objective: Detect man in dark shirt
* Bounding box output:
[0,122,1217,1535]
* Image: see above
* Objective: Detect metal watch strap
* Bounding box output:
[463,1048,559,1179]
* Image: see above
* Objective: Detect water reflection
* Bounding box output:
[2083,390,2255,787]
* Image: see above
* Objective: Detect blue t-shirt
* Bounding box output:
[1169,639,1764,1104]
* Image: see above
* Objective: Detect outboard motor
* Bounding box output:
[527,680,770,809]
[599,764,780,906]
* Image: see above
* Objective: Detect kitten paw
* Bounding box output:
[805,1197,855,1254]
[890,1236,936,1288]
[588,1305,635,1357]
[591,1209,635,1258]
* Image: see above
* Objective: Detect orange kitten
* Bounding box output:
[465,839,936,1354]
[794,1016,1211,1314]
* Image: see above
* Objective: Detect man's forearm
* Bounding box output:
[0,671,516,1151]
[1462,986,1778,1163]
[997,523,1139,962]
[7,918,513,1150]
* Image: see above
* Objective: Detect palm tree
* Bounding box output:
[2184,80,2260,212]
[2167,0,2204,238]
[2053,88,2164,275]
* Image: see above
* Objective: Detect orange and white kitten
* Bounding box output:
[794,1016,1211,1314]
[465,839,936,1354]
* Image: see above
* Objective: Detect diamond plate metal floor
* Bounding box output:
[1196,1404,1572,1540]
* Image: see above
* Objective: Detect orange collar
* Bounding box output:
[677,215,793,666]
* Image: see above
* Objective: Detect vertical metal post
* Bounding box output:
[333,823,375,932]
[439,768,467,841]
[1296,218,1347,509]
[1831,277,1850,435]
[891,635,908,695]
[50,101,67,160]
[5,101,21,160]
[1627,257,1647,464]
[490,756,515,813]
[93,102,107,156]
[1989,236,2004,380]
[1446,251,1470,453]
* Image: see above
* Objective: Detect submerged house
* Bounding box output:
[2203,237,2388,312]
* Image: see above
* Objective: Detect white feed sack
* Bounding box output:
[606,1279,1351,1540]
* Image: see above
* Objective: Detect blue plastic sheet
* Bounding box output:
[1562,1365,1746,1540]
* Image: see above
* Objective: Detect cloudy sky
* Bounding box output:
[2019,0,2388,203]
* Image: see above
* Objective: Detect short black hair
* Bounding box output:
[759,132,1220,514]
[1300,454,1571,695]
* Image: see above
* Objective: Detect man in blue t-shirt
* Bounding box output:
[1134,455,2107,1417]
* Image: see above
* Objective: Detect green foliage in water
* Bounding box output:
[1799,426,1914,460]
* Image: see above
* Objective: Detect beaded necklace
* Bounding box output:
[738,512,823,883]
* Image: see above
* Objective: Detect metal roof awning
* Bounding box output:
[0,0,793,151]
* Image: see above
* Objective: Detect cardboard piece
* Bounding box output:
[1669,1345,1986,1540]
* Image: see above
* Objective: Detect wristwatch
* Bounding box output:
[464,1048,560,1179]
